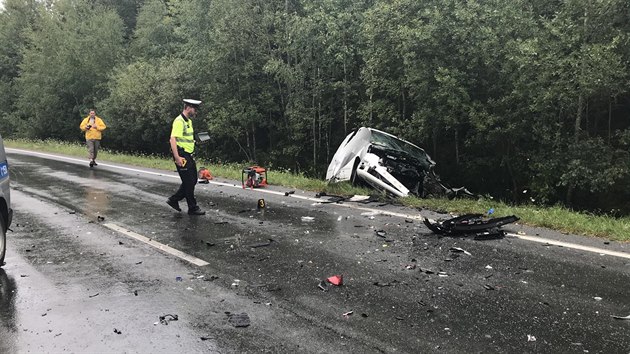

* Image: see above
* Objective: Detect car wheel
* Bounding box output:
[0,215,5,267]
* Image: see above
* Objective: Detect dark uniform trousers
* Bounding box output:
[170,149,198,209]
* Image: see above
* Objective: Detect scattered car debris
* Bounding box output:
[97,215,105,222]
[244,239,274,248]
[449,247,472,256]
[594,297,603,301]
[88,292,99,298]
[327,275,343,286]
[318,280,329,292]
[113,328,122,334]
[226,312,251,328]
[342,311,353,318]
[159,314,178,325]
[424,214,519,239]
[375,230,387,238]
[200,336,213,341]
[326,127,475,198]
[611,314,630,320]
[284,191,295,196]
[527,334,536,342]
[301,216,315,222]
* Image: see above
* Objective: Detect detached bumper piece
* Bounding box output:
[423,214,519,240]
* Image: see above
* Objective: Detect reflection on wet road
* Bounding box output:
[2,150,630,353]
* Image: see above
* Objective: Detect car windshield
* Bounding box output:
[369,130,427,160]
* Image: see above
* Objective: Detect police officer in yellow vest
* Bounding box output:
[166,99,205,215]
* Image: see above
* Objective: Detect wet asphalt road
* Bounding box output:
[1,149,630,353]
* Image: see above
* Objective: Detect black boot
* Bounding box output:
[188,206,206,215]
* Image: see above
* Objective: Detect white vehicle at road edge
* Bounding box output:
[0,133,13,267]
[326,127,474,198]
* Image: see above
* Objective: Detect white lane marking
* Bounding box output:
[10,148,630,260]
[103,223,209,267]
[507,233,630,260]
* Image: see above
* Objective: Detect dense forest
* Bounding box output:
[1,0,630,213]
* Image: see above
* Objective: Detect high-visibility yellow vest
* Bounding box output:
[171,114,195,153]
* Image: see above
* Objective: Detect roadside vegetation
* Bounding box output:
[8,139,630,242]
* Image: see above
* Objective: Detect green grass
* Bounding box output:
[6,138,630,242]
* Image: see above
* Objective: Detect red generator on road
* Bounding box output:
[242,166,268,189]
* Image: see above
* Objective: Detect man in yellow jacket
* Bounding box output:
[79,109,107,167]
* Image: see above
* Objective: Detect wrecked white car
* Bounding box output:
[326,127,473,198]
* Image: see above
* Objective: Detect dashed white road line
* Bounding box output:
[9,148,630,260]
[103,223,209,267]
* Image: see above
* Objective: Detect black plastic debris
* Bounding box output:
[245,239,274,248]
[424,214,519,239]
[97,215,105,222]
[284,191,295,196]
[226,312,250,328]
[113,328,122,334]
[88,293,99,298]
[159,314,178,325]
[611,314,630,320]
[318,280,329,291]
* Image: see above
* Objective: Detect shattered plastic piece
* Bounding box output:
[159,314,179,325]
[449,247,472,256]
[348,195,371,202]
[176,276,183,282]
[527,335,536,342]
[342,311,354,318]
[611,314,630,320]
[375,230,387,238]
[245,239,273,248]
[284,191,295,196]
[97,215,105,222]
[593,297,603,301]
[424,214,518,238]
[89,293,99,298]
[318,280,329,291]
[113,328,122,334]
[227,312,251,328]
[483,284,495,290]
[327,275,343,286]
[301,216,315,222]
[474,229,506,240]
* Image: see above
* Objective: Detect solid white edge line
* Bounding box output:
[103,223,209,267]
[506,233,630,260]
[10,148,630,260]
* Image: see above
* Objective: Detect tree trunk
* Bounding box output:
[608,97,612,144]
[454,128,460,165]
[343,60,348,135]
[251,123,257,163]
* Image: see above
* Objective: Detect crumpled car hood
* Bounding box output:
[326,127,473,199]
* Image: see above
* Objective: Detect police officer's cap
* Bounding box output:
[183,99,202,108]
